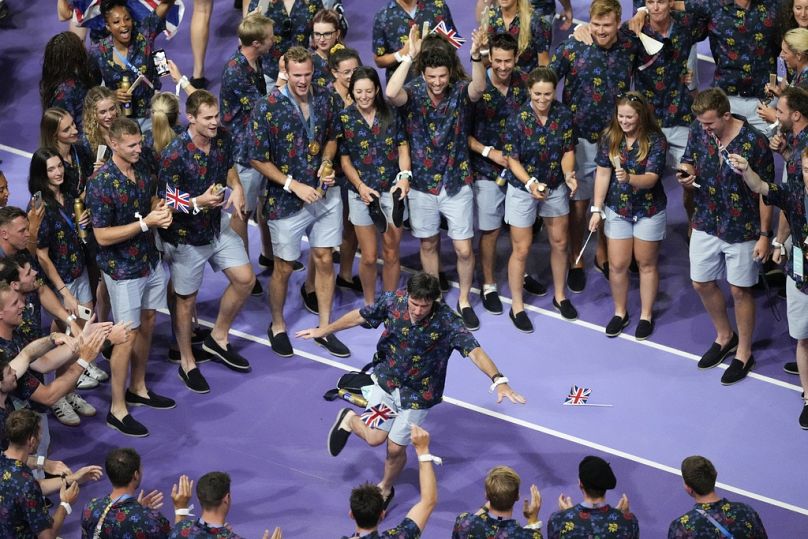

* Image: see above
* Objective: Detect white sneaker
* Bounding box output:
[65,392,96,417]
[52,397,80,426]
[85,362,109,382]
[76,372,99,390]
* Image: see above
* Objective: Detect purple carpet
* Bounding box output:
[0,1,806,537]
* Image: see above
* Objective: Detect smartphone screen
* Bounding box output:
[152,49,170,77]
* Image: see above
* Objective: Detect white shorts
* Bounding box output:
[103,263,168,329]
[407,185,474,240]
[162,214,250,295]
[473,180,506,231]
[689,229,759,287]
[364,382,429,446]
[267,186,343,261]
[603,207,667,242]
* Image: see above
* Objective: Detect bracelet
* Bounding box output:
[760,230,773,238]
[65,314,77,323]
[175,504,195,517]
[525,177,538,191]
[417,454,443,465]
[37,455,45,468]
[482,146,493,158]
[135,212,148,232]
[471,55,482,62]
[58,285,66,292]
[590,205,604,216]
[283,175,294,193]
[524,521,542,530]
[60,501,72,515]
[77,358,90,370]
[398,53,413,64]
[489,376,510,393]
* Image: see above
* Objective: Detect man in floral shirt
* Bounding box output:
[88,117,175,437]
[386,24,487,330]
[678,88,774,385]
[249,46,347,359]
[373,0,456,83]
[452,466,543,538]
[550,0,638,293]
[0,409,80,539]
[298,272,524,508]
[546,456,639,539]
[81,447,192,538]
[667,456,767,538]
[468,33,528,315]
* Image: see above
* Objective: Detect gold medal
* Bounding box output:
[308,141,321,155]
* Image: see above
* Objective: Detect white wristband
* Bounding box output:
[398,53,413,64]
[524,521,542,530]
[395,170,412,184]
[590,205,604,216]
[482,146,493,158]
[489,376,510,392]
[192,197,201,215]
[175,504,195,517]
[417,454,443,465]
[637,6,649,14]
[135,212,148,232]
[76,358,90,370]
[65,314,77,324]
[37,455,46,468]
[60,501,72,515]
[283,175,294,193]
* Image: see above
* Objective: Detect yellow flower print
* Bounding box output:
[378,166,386,175]
[483,93,492,102]
[608,523,618,532]
[593,77,602,87]
[240,96,249,105]
[286,133,294,142]
[385,137,393,146]
[360,140,369,149]
[563,522,574,532]
[340,114,348,123]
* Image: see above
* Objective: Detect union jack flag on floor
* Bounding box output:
[361,403,397,429]
[432,20,466,49]
[71,0,185,39]
[165,184,191,213]
[564,385,591,405]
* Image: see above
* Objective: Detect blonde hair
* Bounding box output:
[784,27,808,59]
[590,0,622,21]
[481,0,534,59]
[484,466,521,512]
[150,92,180,155]
[82,86,120,155]
[238,12,273,46]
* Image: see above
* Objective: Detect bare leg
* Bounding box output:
[730,284,755,363]
[692,280,735,347]
[129,309,156,396]
[479,228,500,287]
[354,224,379,305]
[211,263,255,344]
[378,439,407,497]
[419,235,440,276]
[381,225,403,292]
[338,202,358,281]
[508,226,532,313]
[544,215,569,302]
[109,331,136,419]
[311,247,336,327]
[269,257,293,333]
[607,238,633,316]
[454,238,475,307]
[568,199,589,268]
[190,0,213,80]
[634,238,661,320]
[174,292,198,374]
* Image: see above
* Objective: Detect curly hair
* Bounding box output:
[83,86,120,156]
[40,32,95,112]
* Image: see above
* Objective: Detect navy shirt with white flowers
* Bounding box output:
[682,115,774,243]
[87,158,160,280]
[0,455,52,539]
[88,12,165,118]
[470,68,529,183]
[596,131,669,221]
[550,31,638,143]
[360,290,480,410]
[220,48,266,165]
[340,517,422,539]
[502,100,575,190]
[49,78,90,133]
[158,129,234,246]
[170,519,245,538]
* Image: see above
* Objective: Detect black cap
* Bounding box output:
[579,456,617,491]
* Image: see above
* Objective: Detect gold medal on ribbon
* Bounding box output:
[308,141,321,155]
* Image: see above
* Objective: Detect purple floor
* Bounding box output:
[1,0,807,537]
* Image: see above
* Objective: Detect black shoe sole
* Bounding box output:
[106,417,149,438]
[605,316,630,338]
[327,409,352,456]
[314,338,351,358]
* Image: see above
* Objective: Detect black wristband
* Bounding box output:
[491,372,504,382]
[760,231,773,238]
[471,55,482,62]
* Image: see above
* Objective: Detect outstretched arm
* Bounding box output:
[468,348,526,404]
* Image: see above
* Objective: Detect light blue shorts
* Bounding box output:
[236,164,266,214]
[473,179,505,231]
[689,229,759,287]
[787,277,808,340]
[603,207,667,242]
[103,263,167,328]
[407,185,474,240]
[364,382,429,446]
[267,185,343,261]
[347,189,399,227]
[64,268,93,304]
[504,182,570,228]
[573,139,598,201]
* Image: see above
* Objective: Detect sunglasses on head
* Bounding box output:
[616,93,642,103]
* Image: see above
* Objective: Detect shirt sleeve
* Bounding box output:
[451,322,480,357]
[23,477,54,535]
[502,111,521,161]
[247,99,273,163]
[372,10,390,57]
[595,138,612,168]
[87,172,115,229]
[531,12,551,54]
[36,210,53,250]
[359,292,394,328]
[751,135,775,184]
[548,41,570,81]
[681,121,700,166]
[645,132,669,177]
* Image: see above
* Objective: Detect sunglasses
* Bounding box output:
[616,93,643,103]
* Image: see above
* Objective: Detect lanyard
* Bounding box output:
[94,494,134,539]
[281,85,316,141]
[57,204,76,231]
[112,47,153,89]
[695,508,734,538]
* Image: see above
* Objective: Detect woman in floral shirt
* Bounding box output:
[589,92,668,340]
[39,31,97,134]
[481,0,551,74]
[310,8,342,88]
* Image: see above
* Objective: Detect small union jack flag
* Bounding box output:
[361,403,398,429]
[165,185,191,213]
[564,385,591,405]
[432,20,466,49]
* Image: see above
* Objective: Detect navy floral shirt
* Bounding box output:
[470,69,529,183]
[248,0,323,80]
[682,115,774,243]
[550,31,638,143]
[340,517,421,539]
[687,0,781,99]
[453,511,543,539]
[360,290,480,410]
[49,78,90,133]
[220,48,267,165]
[0,455,52,539]
[372,0,456,82]
[170,520,244,538]
[37,195,86,283]
[596,131,668,221]
[483,5,551,74]
[401,78,472,195]
[546,504,639,539]
[630,12,707,128]
[337,104,406,192]
[88,12,165,119]
[667,499,767,539]
[157,129,234,246]
[81,495,171,539]
[62,143,94,198]
[248,85,339,220]
[87,158,160,280]
[502,100,575,190]
[763,183,808,294]
[312,53,335,89]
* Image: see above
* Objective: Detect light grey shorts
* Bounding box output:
[473,179,506,231]
[348,189,397,227]
[267,185,343,261]
[573,139,598,201]
[689,229,759,287]
[407,185,474,240]
[504,182,570,228]
[64,268,93,304]
[236,164,266,214]
[103,263,167,328]
[662,125,688,170]
[603,207,667,242]
[787,277,808,340]
[364,382,429,446]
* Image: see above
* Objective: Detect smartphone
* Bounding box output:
[152,49,170,77]
[769,73,778,87]
[422,21,430,38]
[96,144,108,163]
[675,168,690,177]
[31,191,42,210]
[77,305,93,321]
